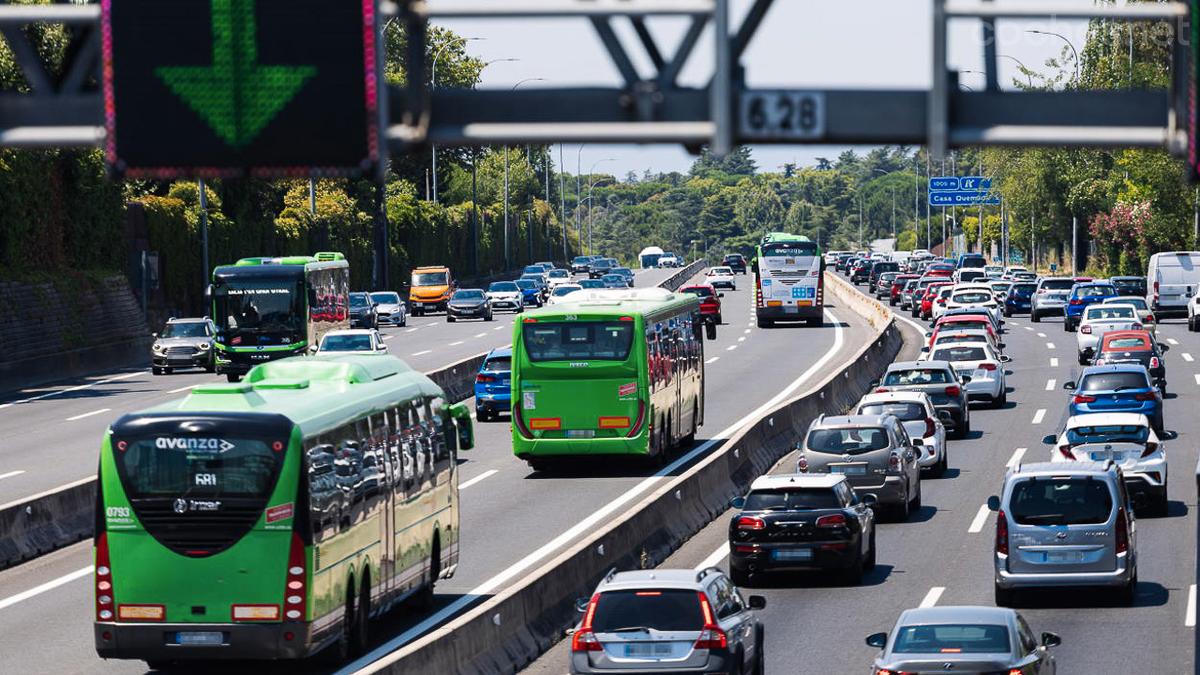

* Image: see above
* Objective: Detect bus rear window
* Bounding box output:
[523,322,635,362]
[116,437,284,498]
[763,242,818,257]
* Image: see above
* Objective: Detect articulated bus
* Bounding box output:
[752,232,825,328]
[211,252,350,382]
[94,355,474,666]
[510,288,714,471]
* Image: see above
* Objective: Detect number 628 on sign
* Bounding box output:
[738,91,826,141]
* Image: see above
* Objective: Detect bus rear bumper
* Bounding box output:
[515,435,648,458]
[95,621,313,661]
[756,305,823,321]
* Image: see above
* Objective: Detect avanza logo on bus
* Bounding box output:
[155,437,235,453]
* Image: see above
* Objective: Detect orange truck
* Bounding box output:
[408,265,454,316]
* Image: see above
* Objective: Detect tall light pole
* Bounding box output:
[1027,30,1079,83]
[559,144,568,261]
[586,170,614,255]
[431,36,483,205]
[503,77,545,270]
[576,144,586,247]
[998,54,1034,88]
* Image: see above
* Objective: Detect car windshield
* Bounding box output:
[1066,424,1150,446]
[523,266,542,274]
[805,427,889,455]
[370,292,400,305]
[943,320,988,332]
[161,322,209,338]
[521,275,543,283]
[117,435,282,498]
[522,322,635,362]
[552,286,580,297]
[935,333,983,346]
[1009,478,1113,526]
[580,280,604,289]
[349,293,370,308]
[1080,372,1149,392]
[453,290,485,301]
[1086,306,1135,320]
[1041,278,1076,291]
[883,368,953,385]
[573,257,590,264]
[214,280,304,339]
[857,402,925,421]
[320,334,374,352]
[710,268,733,275]
[515,280,536,290]
[932,346,988,362]
[990,283,1011,292]
[892,624,1011,655]
[549,270,569,278]
[489,282,519,292]
[953,291,993,304]
[1076,285,1116,298]
[1103,337,1150,351]
[1012,283,1037,293]
[591,590,703,633]
[412,271,448,286]
[743,488,842,511]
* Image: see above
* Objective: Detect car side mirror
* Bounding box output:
[860,493,878,507]
[204,284,213,303]
[919,346,929,352]
[1042,434,1057,445]
[911,438,924,446]
[378,344,388,352]
[1062,381,1076,390]
[865,632,888,649]
[924,332,933,338]
[997,342,1007,350]
[309,344,320,354]
[1041,632,1062,648]
[575,597,590,613]
[986,495,1001,511]
[1160,344,1171,352]
[960,376,972,384]
[937,410,952,422]
[718,293,725,298]
[1162,429,1179,441]
[730,496,746,509]
[748,595,767,610]
[869,380,880,389]
[1000,355,1013,363]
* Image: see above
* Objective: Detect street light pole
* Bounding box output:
[1027,30,1080,83]
[998,54,1034,88]
[431,36,482,205]
[502,78,545,270]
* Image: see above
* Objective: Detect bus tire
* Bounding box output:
[352,573,370,656]
[322,581,355,664]
[416,536,441,611]
[757,318,773,328]
[225,373,241,383]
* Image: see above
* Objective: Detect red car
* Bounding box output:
[920,282,953,319]
[932,314,999,341]
[889,274,920,306]
[681,284,723,324]
[926,264,955,278]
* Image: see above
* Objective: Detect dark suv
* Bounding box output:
[723,253,747,274]
[868,261,900,293]
[873,360,971,438]
[348,292,378,329]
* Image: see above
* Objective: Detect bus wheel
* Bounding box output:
[416,537,440,610]
[757,318,774,328]
[352,574,370,656]
[322,583,355,664]
[225,373,241,383]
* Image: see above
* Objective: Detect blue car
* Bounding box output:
[1065,364,1163,432]
[1064,282,1118,332]
[1003,281,1037,316]
[514,279,543,307]
[475,348,512,421]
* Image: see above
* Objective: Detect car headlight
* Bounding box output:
[198,342,210,351]
[153,343,164,352]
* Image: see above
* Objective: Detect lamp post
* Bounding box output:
[503,77,545,270]
[997,54,1034,88]
[1027,30,1079,83]
[431,36,483,205]
[586,171,614,256]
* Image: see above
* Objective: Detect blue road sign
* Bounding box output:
[960,176,993,191]
[929,191,1002,207]
[929,176,959,191]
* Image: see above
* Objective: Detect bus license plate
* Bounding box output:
[772,549,813,561]
[566,430,595,439]
[831,465,866,475]
[175,632,224,646]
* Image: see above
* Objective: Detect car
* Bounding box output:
[940,305,1004,332]
[151,317,217,375]
[850,259,873,284]
[548,284,583,305]
[515,279,544,307]
[1148,251,1200,316]
[906,277,942,315]
[369,291,408,327]
[873,360,971,438]
[933,314,1000,342]
[446,288,493,322]
[1075,303,1142,365]
[873,271,900,299]
[929,284,956,321]
[956,253,986,269]
[409,265,454,316]
[1044,412,1168,516]
[796,414,923,520]
[706,266,738,290]
[588,257,616,279]
[853,392,948,476]
[927,341,1010,407]
[1103,295,1156,334]
[1029,277,1077,322]
[314,328,388,354]
[918,281,953,319]
[486,281,525,313]
[1186,286,1200,332]
[1012,271,1038,281]
[1063,282,1119,332]
[658,253,682,268]
[923,327,1004,358]
[610,267,636,287]
[1092,329,1168,393]
[348,291,378,329]
[899,279,921,312]
[722,253,748,274]
[1003,281,1037,316]
[888,274,919,306]
[983,264,1005,278]
[523,264,548,277]
[868,261,900,293]
[578,279,605,290]
[546,268,573,288]
[988,280,1012,303]
[1002,265,1030,280]
[570,255,595,274]
[569,567,765,675]
[1063,364,1163,432]
[835,253,854,272]
[944,285,1003,324]
[520,273,550,299]
[954,268,987,284]
[990,461,1137,606]
[681,284,723,324]
[867,606,1060,675]
[474,348,512,422]
[924,262,955,278]
[729,474,876,586]
[1110,275,1147,298]
[600,274,627,289]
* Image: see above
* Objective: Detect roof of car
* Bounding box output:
[887,360,954,371]
[858,391,932,405]
[1011,460,1118,478]
[486,347,513,359]
[167,317,208,324]
[1100,329,1152,344]
[749,473,846,491]
[599,568,711,592]
[323,329,376,337]
[813,414,893,428]
[1081,363,1149,374]
[1064,411,1148,428]
[896,605,1015,627]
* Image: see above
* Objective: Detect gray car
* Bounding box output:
[873,360,971,439]
[570,568,765,675]
[151,318,216,375]
[369,291,408,327]
[1030,277,1076,322]
[989,461,1138,606]
[796,415,923,520]
[867,606,1060,674]
[446,288,493,322]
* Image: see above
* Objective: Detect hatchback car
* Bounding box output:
[570,568,765,675]
[475,348,512,422]
[1044,412,1168,516]
[1030,277,1077,322]
[600,274,628,289]
[446,288,493,322]
[151,317,217,375]
[1092,329,1168,393]
[722,253,748,274]
[520,273,550,299]
[588,258,616,279]
[610,267,636,287]
[515,279,544,307]
[867,606,1060,675]
[680,284,723,324]
[547,268,574,288]
[990,462,1137,606]
[1003,281,1038,316]
[874,361,971,438]
[369,291,409,327]
[348,291,378,329]
[548,284,584,305]
[486,281,525,313]
[1110,275,1148,298]
[853,392,948,476]
[706,266,738,290]
[1064,364,1163,432]
[796,415,923,520]
[1063,282,1119,332]
[571,255,595,274]
[873,271,900,299]
[1075,303,1142,365]
[927,341,1010,407]
[315,329,388,354]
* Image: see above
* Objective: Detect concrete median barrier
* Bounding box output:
[658,259,705,291]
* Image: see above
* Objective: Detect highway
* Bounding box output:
[524,283,1200,674]
[0,272,881,673]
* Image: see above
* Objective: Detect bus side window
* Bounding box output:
[397,406,416,493]
[306,442,338,543]
[430,396,452,463]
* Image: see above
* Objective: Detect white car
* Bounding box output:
[1186,287,1200,332]
[369,291,408,327]
[922,328,1004,358]
[546,268,573,289]
[854,391,949,476]
[988,281,1012,303]
[930,285,955,320]
[706,266,737,290]
[1075,303,1142,365]
[547,283,583,305]
[657,254,681,268]
[944,284,1004,325]
[1044,412,1168,516]
[486,281,525,313]
[927,340,1010,407]
[983,265,1004,278]
[315,329,388,354]
[1104,296,1156,335]
[1001,266,1029,280]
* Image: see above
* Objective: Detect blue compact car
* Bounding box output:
[1064,282,1118,332]
[1064,364,1163,432]
[475,348,512,422]
[514,279,543,308]
[1003,282,1036,316]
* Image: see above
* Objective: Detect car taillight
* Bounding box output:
[571,594,603,652]
[1141,441,1159,458]
[1073,394,1097,404]
[695,593,728,650]
[1058,445,1076,460]
[945,385,961,397]
[816,514,847,528]
[924,417,936,437]
[1149,357,1161,369]
[1145,314,1155,323]
[1115,507,1129,554]
[1069,298,1083,305]
[95,532,114,622]
[1081,325,1092,334]
[737,516,766,531]
[797,452,809,472]
[283,533,307,621]
[875,387,890,393]
[978,363,997,372]
[476,374,496,384]
[995,510,1009,555]
[888,453,901,471]
[1153,280,1160,299]
[1134,391,1159,401]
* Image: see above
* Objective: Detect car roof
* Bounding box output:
[1081,363,1148,374]
[1100,329,1152,343]
[858,391,932,405]
[1011,460,1118,478]
[749,473,845,491]
[599,568,710,592]
[888,360,953,370]
[1065,412,1148,428]
[323,329,375,337]
[813,414,893,427]
[167,317,208,324]
[896,605,1015,626]
[486,347,513,359]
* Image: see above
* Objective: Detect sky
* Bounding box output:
[434,0,1103,177]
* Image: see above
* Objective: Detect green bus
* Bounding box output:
[510,288,712,470]
[211,252,350,382]
[752,232,824,327]
[93,354,474,666]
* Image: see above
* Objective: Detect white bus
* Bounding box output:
[753,232,824,328]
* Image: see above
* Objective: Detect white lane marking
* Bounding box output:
[0,371,143,410]
[0,565,93,611]
[0,470,25,481]
[382,335,395,341]
[1168,338,1180,346]
[1037,332,1047,338]
[411,350,432,356]
[1031,409,1046,424]
[1007,447,1028,468]
[343,311,847,672]
[1046,342,1056,350]
[738,337,746,343]
[1187,584,1197,627]
[743,329,751,334]
[459,470,498,490]
[1050,357,1059,368]
[695,543,730,571]
[1195,374,1200,386]
[705,357,720,365]
[66,408,111,422]
[919,587,945,608]
[474,332,487,338]
[494,326,504,331]
[1024,326,1034,331]
[1184,353,1195,363]
[1045,379,1056,391]
[967,504,991,534]
[450,341,464,347]
[168,384,199,394]
[726,345,738,351]
[406,327,419,333]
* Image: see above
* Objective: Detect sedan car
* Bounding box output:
[514,279,543,307]
[1092,329,1168,393]
[587,258,615,279]
[486,281,525,313]
[1064,364,1163,432]
[797,415,922,520]
[874,361,971,438]
[1110,275,1148,298]
[609,267,636,287]
[1044,412,1168,516]
[854,392,948,476]
[1064,282,1119,332]
[348,291,378,329]
[520,273,550,299]
[867,606,1060,675]
[723,253,748,274]
[1075,303,1142,365]
[151,317,216,375]
[1003,281,1037,316]
[681,283,723,324]
[446,288,493,322]
[546,268,573,289]
[570,255,595,274]
[1103,295,1156,334]
[578,279,605,290]
[475,347,512,421]
[315,329,387,354]
[706,266,738,290]
[600,274,627,289]
[928,341,1010,407]
[547,284,583,305]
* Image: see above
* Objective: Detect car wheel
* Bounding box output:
[447,315,455,323]
[843,550,865,585]
[1152,413,1164,434]
[864,527,877,572]
[716,314,723,325]
[163,367,173,375]
[729,566,752,588]
[1153,489,1169,518]
[1190,314,1197,332]
[894,486,910,522]
[753,626,766,675]
[994,584,1015,607]
[400,316,408,327]
[935,448,948,477]
[910,479,922,511]
[757,318,774,328]
[152,366,162,375]
[1116,571,1137,606]
[1077,352,1089,366]
[995,389,1007,408]
[1031,309,1040,323]
[485,312,494,322]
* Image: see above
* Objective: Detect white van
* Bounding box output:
[1147,251,1200,315]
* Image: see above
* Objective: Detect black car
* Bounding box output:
[1093,329,1168,392]
[588,258,615,279]
[348,292,377,329]
[1110,276,1148,298]
[835,253,855,272]
[723,253,748,274]
[850,259,873,284]
[446,288,493,322]
[570,255,594,274]
[728,474,877,586]
[868,261,900,292]
[1003,282,1037,316]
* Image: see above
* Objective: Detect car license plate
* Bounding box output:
[973,369,987,379]
[831,465,866,475]
[1091,452,1124,461]
[566,430,595,439]
[1045,551,1083,563]
[625,643,672,657]
[772,549,813,561]
[174,631,224,646]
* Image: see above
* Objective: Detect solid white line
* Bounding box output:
[726,345,738,351]
[1168,338,1180,346]
[0,470,25,481]
[695,543,730,571]
[450,341,464,347]
[411,350,432,356]
[1187,584,1197,627]
[919,586,945,608]
[705,357,720,365]
[1050,357,1059,368]
[1045,379,1056,391]
[343,311,848,673]
[1184,353,1195,363]
[0,566,92,611]
[1031,409,1046,424]
[1037,332,1046,338]
[66,408,111,422]
[168,384,198,394]
[1007,447,1028,468]
[0,371,143,410]
[459,470,498,490]
[967,504,991,534]
[1046,342,1056,350]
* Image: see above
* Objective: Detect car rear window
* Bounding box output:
[1013,283,1037,293]
[592,590,703,633]
[857,402,925,421]
[744,488,842,511]
[1040,278,1076,290]
[682,286,714,298]
[522,322,635,362]
[484,356,511,372]
[1065,424,1149,446]
[953,291,993,304]
[1102,337,1150,351]
[806,427,889,455]
[1076,285,1117,298]
[892,624,1011,654]
[1009,478,1114,525]
[942,320,989,332]
[883,369,953,386]
[932,346,987,362]
[1079,371,1149,392]
[1086,306,1135,320]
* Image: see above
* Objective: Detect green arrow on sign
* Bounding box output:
[156,0,317,148]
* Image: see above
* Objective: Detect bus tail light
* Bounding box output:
[599,417,631,429]
[627,400,647,438]
[514,407,533,439]
[571,594,602,652]
[95,533,114,622]
[282,533,307,621]
[529,418,562,431]
[232,604,280,622]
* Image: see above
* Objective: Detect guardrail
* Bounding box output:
[360,272,903,674]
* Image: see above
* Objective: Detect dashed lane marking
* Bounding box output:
[726,345,738,351]
[1184,353,1195,363]
[1046,342,1056,350]
[967,504,991,534]
[1045,379,1056,391]
[66,408,111,422]
[1007,447,1028,468]
[168,384,199,394]
[919,587,945,608]
[0,566,93,611]
[0,371,143,411]
[411,350,432,356]
[705,357,720,365]
[0,470,24,481]
[1031,409,1046,424]
[459,470,498,490]
[1050,357,1059,368]
[1187,585,1196,627]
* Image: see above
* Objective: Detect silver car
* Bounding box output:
[867,605,1060,674]
[569,568,765,675]
[796,415,923,521]
[989,461,1137,606]
[151,317,216,375]
[369,291,408,327]
[1030,277,1076,322]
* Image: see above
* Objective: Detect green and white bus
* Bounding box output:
[752,232,825,328]
[211,252,350,382]
[510,288,712,470]
[94,355,474,665]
